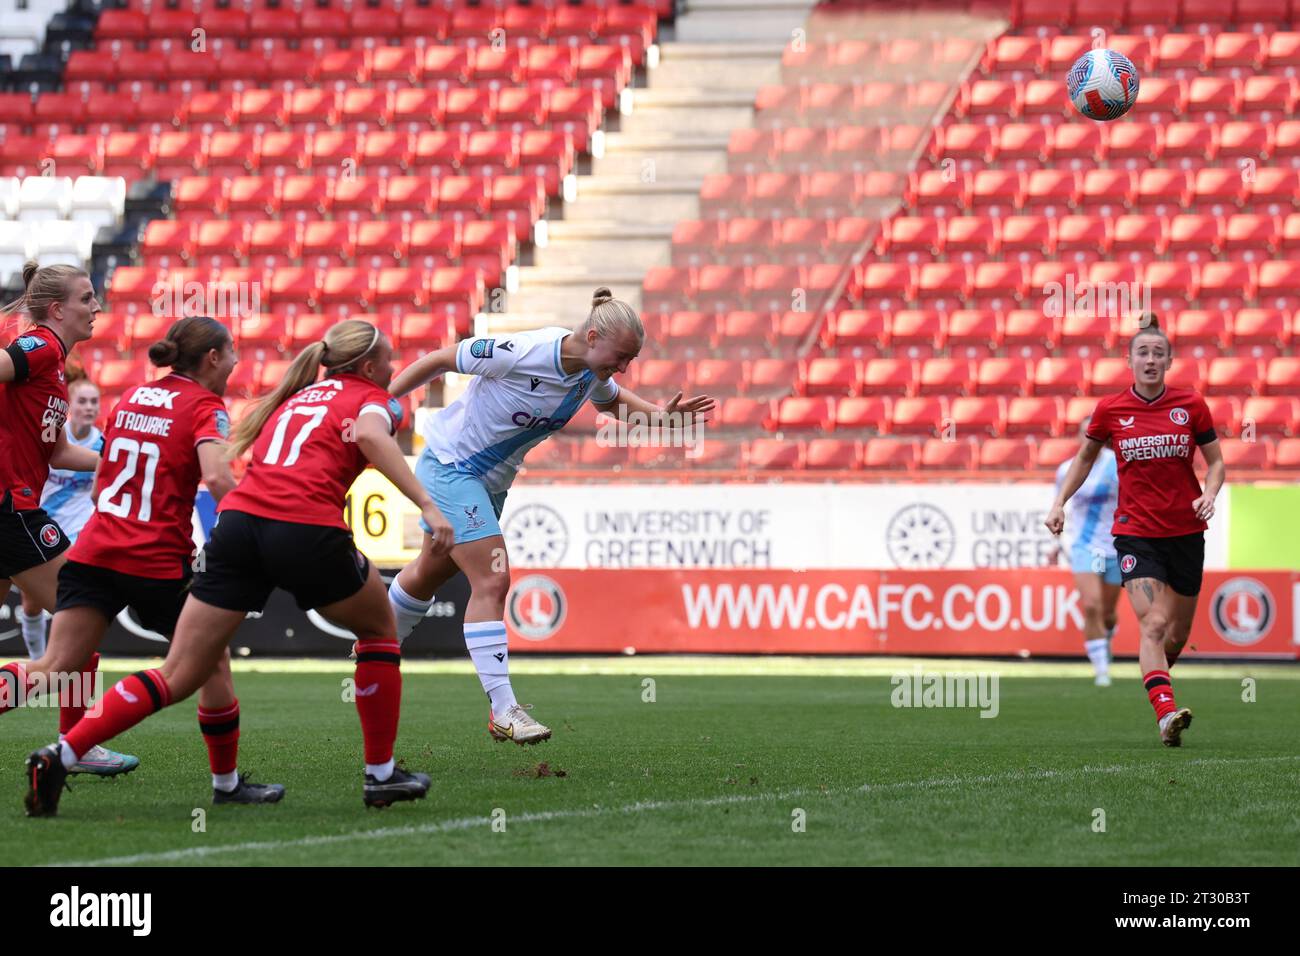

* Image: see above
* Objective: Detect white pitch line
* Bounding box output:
[48,754,1300,868]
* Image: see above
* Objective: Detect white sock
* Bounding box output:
[366,758,394,781]
[465,621,516,714]
[388,577,433,644]
[58,740,78,769]
[1085,637,1111,678]
[213,770,239,793]
[19,608,46,659]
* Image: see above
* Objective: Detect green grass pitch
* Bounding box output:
[6,657,1299,866]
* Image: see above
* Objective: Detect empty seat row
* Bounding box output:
[694,166,1300,218]
[980,31,1300,76]
[0,87,605,140]
[94,4,656,49]
[931,117,1297,164]
[63,44,634,94]
[162,175,546,240]
[852,258,1300,307]
[786,356,1300,399]
[0,129,578,192]
[822,307,1295,351]
[1012,0,1298,31]
[876,212,1300,258]
[905,166,1300,215]
[83,310,456,359]
[764,393,1300,436]
[104,264,487,315]
[524,434,1300,472]
[140,217,518,271]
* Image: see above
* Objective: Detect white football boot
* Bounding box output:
[489,704,552,745]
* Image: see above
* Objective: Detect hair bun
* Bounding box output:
[591,286,614,308]
[1140,311,1161,331]
[147,338,182,367]
[21,260,38,290]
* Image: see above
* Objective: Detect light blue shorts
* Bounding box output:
[415,448,508,545]
[1070,545,1122,585]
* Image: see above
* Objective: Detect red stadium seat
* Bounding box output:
[1264,357,1300,395]
[1004,396,1062,436]
[979,438,1035,470]
[917,358,975,396]
[976,358,1031,396]
[804,439,861,470]
[864,438,919,471]
[800,358,858,397]
[919,438,976,471]
[1240,396,1299,436]
[1276,437,1300,469]
[770,397,832,432]
[889,396,945,436]
[948,396,1003,437]
[861,358,917,397]
[833,396,890,431]
[717,397,768,431]
[1033,358,1086,396]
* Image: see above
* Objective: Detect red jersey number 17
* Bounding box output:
[264,405,328,467]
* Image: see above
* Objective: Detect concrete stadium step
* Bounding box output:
[648,42,785,92]
[618,88,756,138]
[507,266,644,317]
[675,0,821,43]
[592,133,729,182]
[532,221,674,272]
[559,178,703,224]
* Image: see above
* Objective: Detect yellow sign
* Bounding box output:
[344,460,425,567]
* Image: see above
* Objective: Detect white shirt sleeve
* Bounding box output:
[359,402,398,435]
[590,376,620,405]
[456,334,527,378]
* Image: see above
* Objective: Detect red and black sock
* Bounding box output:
[197,699,240,776]
[0,661,31,716]
[354,639,402,766]
[59,652,99,734]
[1143,669,1177,722]
[63,668,171,760]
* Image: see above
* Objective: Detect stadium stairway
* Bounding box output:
[492,0,818,330]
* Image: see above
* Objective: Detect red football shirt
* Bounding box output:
[1085,384,1219,538]
[70,373,230,579]
[0,325,69,510]
[220,373,401,530]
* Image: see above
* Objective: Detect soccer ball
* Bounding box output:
[1067,49,1140,121]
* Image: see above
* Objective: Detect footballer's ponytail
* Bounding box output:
[226,318,380,459]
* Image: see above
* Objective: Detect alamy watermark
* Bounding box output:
[890,667,1000,718]
[0,669,103,713]
[151,278,261,319]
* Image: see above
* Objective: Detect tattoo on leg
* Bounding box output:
[1141,582,1155,603]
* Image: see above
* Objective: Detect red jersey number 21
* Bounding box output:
[264,405,328,467]
[97,437,161,521]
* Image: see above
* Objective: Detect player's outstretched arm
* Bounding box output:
[1193,438,1226,522]
[48,427,99,472]
[388,345,460,398]
[594,388,716,428]
[197,442,237,502]
[1045,437,1104,536]
[353,412,454,554]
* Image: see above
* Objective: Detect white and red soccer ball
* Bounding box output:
[1067,49,1141,122]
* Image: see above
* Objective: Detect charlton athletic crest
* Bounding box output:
[40,524,61,548]
[1120,554,1137,574]
[506,575,567,641]
[1170,407,1189,425]
[1210,578,1274,646]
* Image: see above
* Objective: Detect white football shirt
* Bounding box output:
[422,327,619,493]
